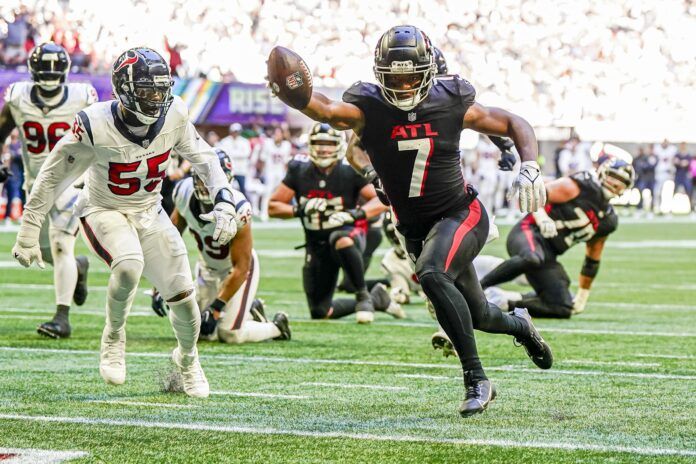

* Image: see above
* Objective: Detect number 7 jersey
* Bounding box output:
[4,81,98,188]
[342,76,477,229]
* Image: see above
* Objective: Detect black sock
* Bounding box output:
[54,304,70,323]
[480,256,529,288]
[419,272,486,379]
[329,299,357,318]
[336,246,366,292]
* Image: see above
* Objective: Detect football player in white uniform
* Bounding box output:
[0,42,97,338]
[12,47,238,398]
[167,148,291,343]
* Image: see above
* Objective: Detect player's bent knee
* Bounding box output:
[310,305,330,319]
[417,271,452,295]
[111,259,144,296]
[49,230,75,257]
[218,328,246,344]
[520,251,543,268]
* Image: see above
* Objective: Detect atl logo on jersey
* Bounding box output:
[390,123,438,140]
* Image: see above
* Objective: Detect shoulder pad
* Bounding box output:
[570,171,603,199]
[3,82,26,107]
[169,95,190,124]
[85,84,99,105]
[291,154,310,163]
[436,75,476,104]
[342,81,381,105]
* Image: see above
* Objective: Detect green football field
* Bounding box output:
[0,219,694,463]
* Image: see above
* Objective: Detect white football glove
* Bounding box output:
[199,202,238,245]
[532,210,558,238]
[509,160,546,213]
[302,197,328,216]
[327,211,355,228]
[12,225,44,269]
[572,288,590,315]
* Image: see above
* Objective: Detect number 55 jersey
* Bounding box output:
[4,81,98,190]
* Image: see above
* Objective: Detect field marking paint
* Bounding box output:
[562,360,661,368]
[1,347,694,381]
[589,302,696,312]
[635,353,695,360]
[397,374,451,381]
[86,400,194,409]
[302,382,408,392]
[0,414,693,457]
[0,447,88,463]
[610,240,696,249]
[211,391,310,400]
[0,315,49,321]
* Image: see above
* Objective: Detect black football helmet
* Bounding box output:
[308,123,344,168]
[433,47,448,75]
[374,25,436,111]
[193,148,234,204]
[28,42,71,91]
[111,47,173,124]
[597,158,635,199]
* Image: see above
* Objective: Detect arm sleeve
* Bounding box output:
[23,132,95,232]
[282,160,299,190]
[175,120,230,200]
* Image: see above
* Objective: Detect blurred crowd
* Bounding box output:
[1,0,694,126]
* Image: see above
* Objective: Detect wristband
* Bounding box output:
[360,165,377,183]
[209,298,226,313]
[214,188,235,206]
[350,208,366,220]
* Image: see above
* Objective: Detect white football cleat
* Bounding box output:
[385,301,406,319]
[389,287,410,305]
[99,326,126,385]
[431,330,457,358]
[355,310,374,324]
[172,347,210,398]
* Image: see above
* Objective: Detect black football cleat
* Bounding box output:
[73,255,90,306]
[512,307,553,369]
[431,331,457,358]
[272,312,291,340]
[37,319,72,339]
[459,373,496,417]
[250,299,268,322]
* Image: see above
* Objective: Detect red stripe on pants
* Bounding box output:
[445,200,482,272]
[80,217,113,266]
[520,215,536,252]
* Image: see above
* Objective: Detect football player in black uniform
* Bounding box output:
[481,158,635,318]
[269,123,403,324]
[271,26,552,417]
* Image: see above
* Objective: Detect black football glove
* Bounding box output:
[199,308,218,336]
[0,166,12,183]
[489,136,517,171]
[151,290,168,317]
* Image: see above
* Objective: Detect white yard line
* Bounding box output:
[86,400,194,409]
[588,302,696,312]
[301,382,408,392]
[0,315,49,321]
[397,374,451,381]
[635,353,695,360]
[210,391,310,400]
[0,413,693,457]
[562,360,661,368]
[0,447,88,463]
[0,347,693,381]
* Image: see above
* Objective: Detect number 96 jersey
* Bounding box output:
[173,177,251,272]
[4,81,98,189]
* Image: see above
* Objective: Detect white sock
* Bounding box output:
[49,230,78,306]
[223,321,280,344]
[168,293,201,355]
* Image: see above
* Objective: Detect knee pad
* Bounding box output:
[49,230,76,258]
[417,271,452,295]
[520,251,544,268]
[111,259,144,300]
[310,305,331,320]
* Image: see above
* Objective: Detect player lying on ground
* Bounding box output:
[0,42,95,339]
[153,148,291,343]
[12,47,239,398]
[480,158,635,318]
[267,25,552,417]
[269,123,404,324]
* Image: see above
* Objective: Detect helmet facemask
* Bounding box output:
[308,126,344,168]
[598,160,635,200]
[374,60,436,111]
[28,44,71,93]
[118,75,173,125]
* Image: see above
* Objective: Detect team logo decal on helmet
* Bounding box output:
[374,25,437,111]
[111,47,174,125]
[308,123,345,168]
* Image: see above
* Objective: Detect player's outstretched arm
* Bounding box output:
[13,133,95,268]
[0,103,17,143]
[217,224,253,302]
[302,92,364,131]
[573,236,607,314]
[170,207,188,235]
[464,103,544,212]
[357,183,389,219]
[268,183,297,219]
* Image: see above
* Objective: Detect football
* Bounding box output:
[267,46,313,110]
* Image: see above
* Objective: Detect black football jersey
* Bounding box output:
[282,156,369,242]
[342,77,476,228]
[544,171,618,254]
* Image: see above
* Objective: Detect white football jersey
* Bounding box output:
[21,96,231,234]
[258,139,292,178]
[4,81,98,187]
[173,177,252,272]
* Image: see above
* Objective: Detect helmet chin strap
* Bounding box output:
[119,104,155,127]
